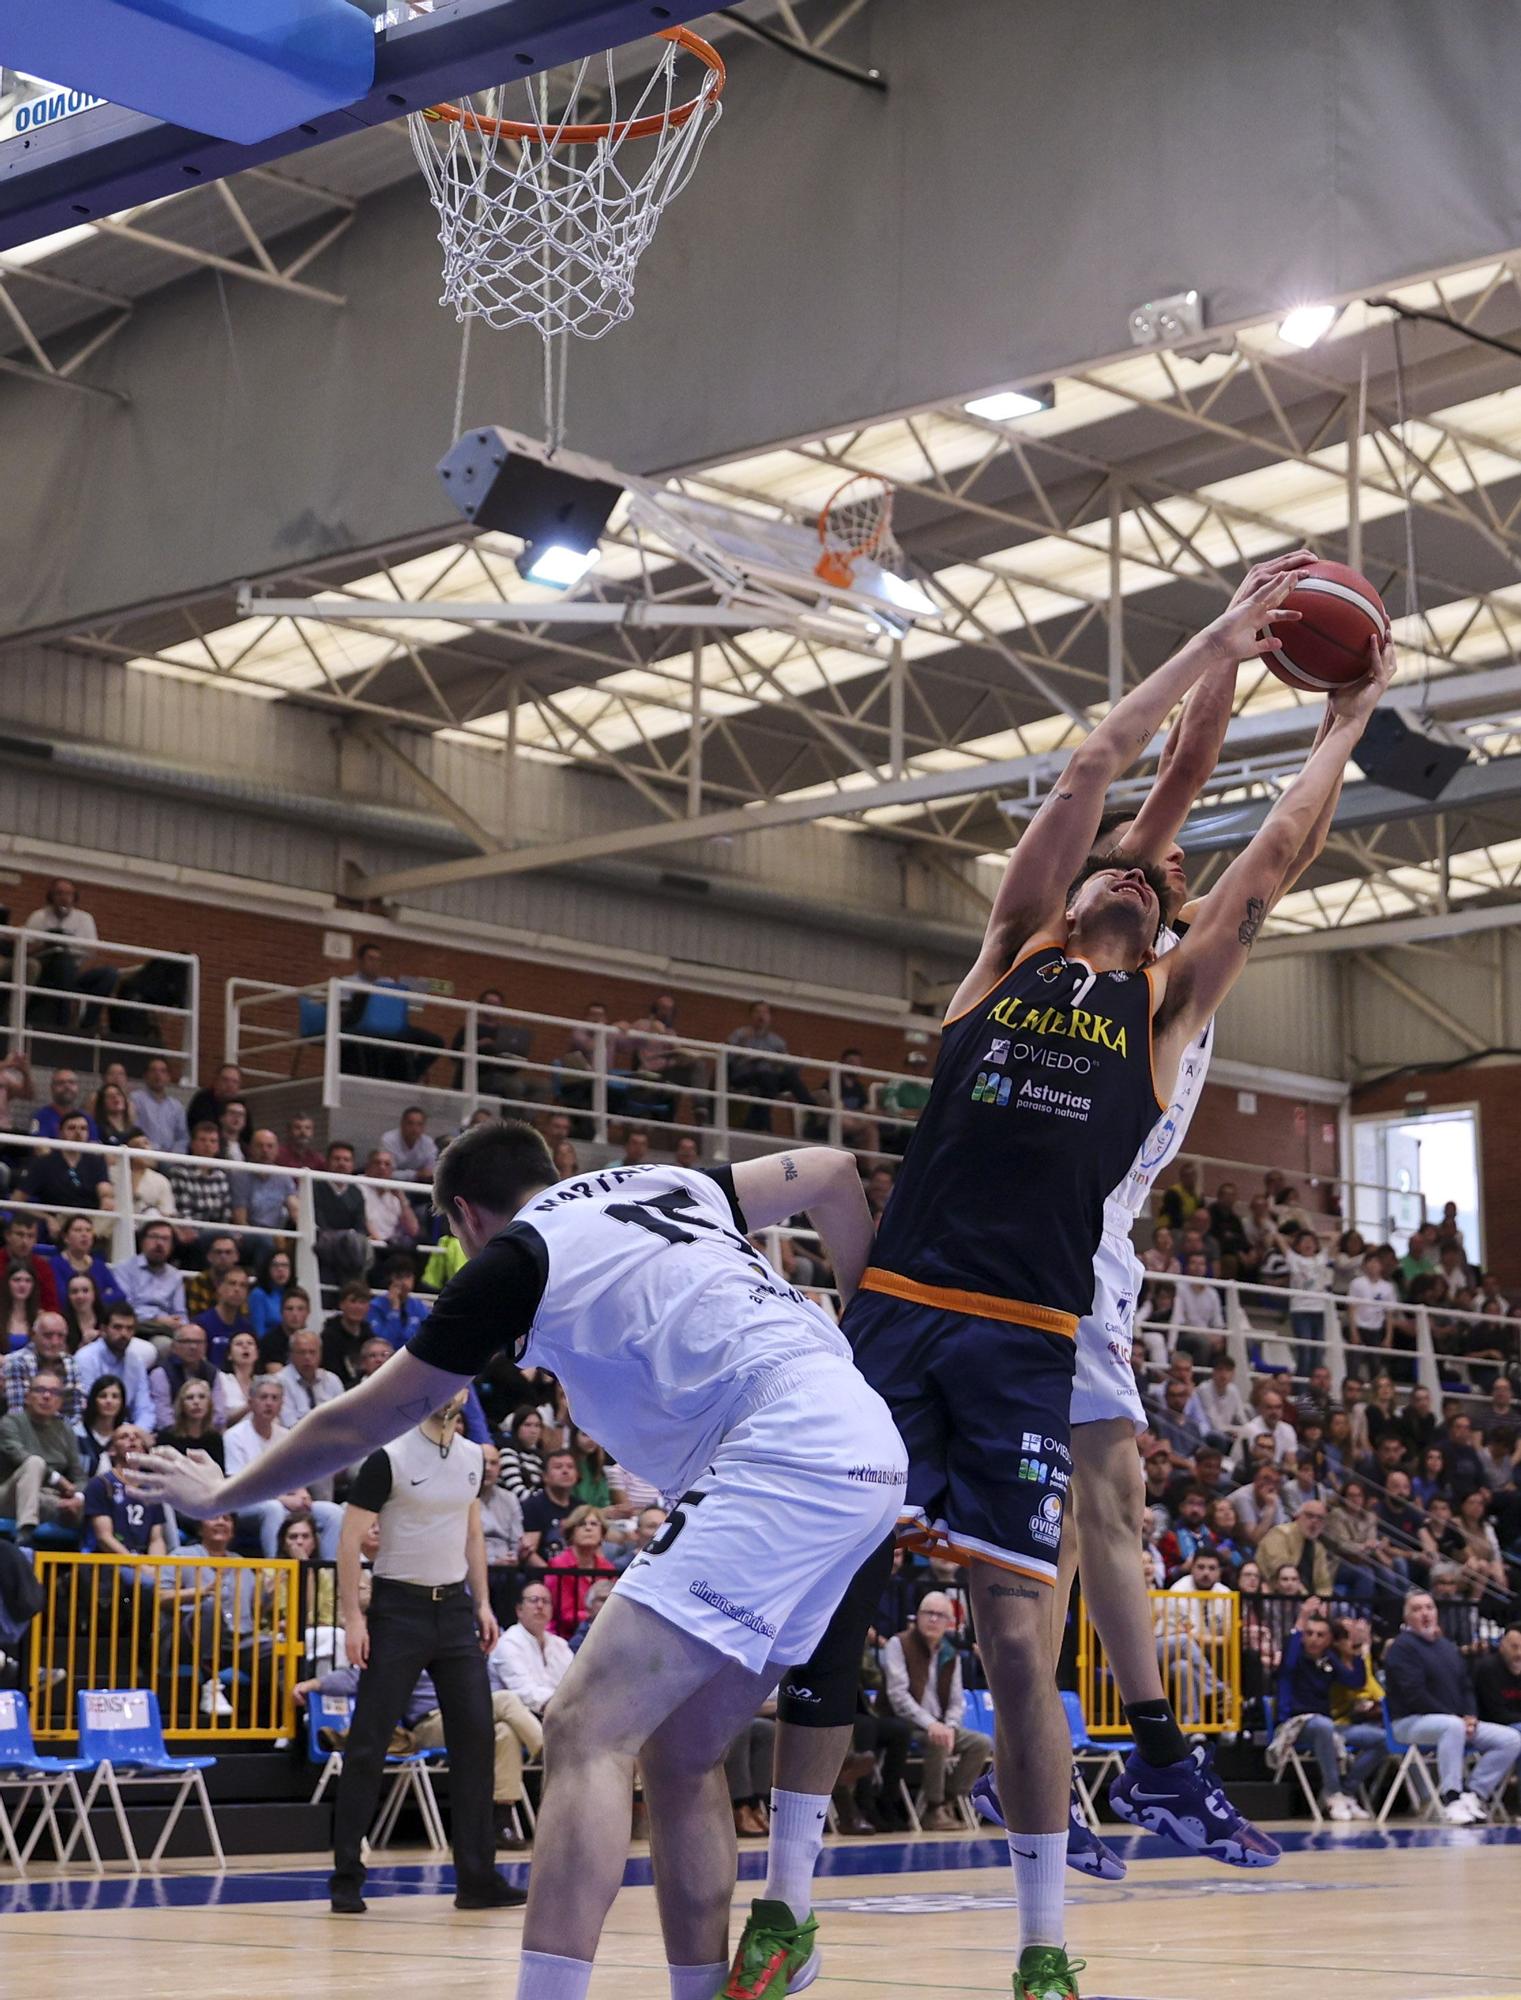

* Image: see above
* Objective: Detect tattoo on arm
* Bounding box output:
[987,1581,1041,1601]
[781,1155,798,1182]
[1237,896,1266,949]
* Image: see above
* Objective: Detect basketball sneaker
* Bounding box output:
[970,1772,1127,1882]
[718,1898,821,1999]
[1013,1944,1086,1998]
[1108,1744,1281,1866]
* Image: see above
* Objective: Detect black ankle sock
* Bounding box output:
[1123,1700,1190,1768]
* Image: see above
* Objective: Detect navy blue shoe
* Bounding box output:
[1108,1745,1281,1867]
[971,1772,1127,1882]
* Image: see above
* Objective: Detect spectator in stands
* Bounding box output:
[883,1593,992,1830]
[1159,1160,1206,1232]
[167,1124,236,1251]
[149,1321,229,1430]
[1272,1610,1378,1820]
[1384,1590,1521,1822]
[367,1255,429,1346]
[91,1081,132,1150]
[129,1055,189,1158]
[1453,1488,1509,1604]
[62,1272,108,1348]
[381,1107,438,1186]
[1140,1225,1180,1277]
[193,1266,254,1367]
[4,1311,82,1421]
[1236,1386,1298,1471]
[1239,1194,1285,1287]
[357,1335,394,1378]
[551,1139,579,1179]
[1477,1423,1519,1499]
[122,1129,176,1222]
[216,1097,250,1165]
[278,1327,345,1428]
[29,1067,98,1152]
[1398,1384,1440,1459]
[1202,1496,1246,1575]
[1441,1412,1487,1500]
[1157,1547,1234,1704]
[1280,1226,1332,1354]
[1324,1479,1398,1603]
[864,1163,897,1221]
[3,1263,40,1351]
[111,1219,185,1334]
[1206,1181,1251,1278]
[0,1214,62,1315]
[500,1408,545,1500]
[1282,1449,1327,1515]
[49,1212,122,1309]
[23,1110,109,1222]
[1258,1498,1337,1600]
[1187,1444,1231,1506]
[727,1000,804,1132]
[1157,1487,1213,1579]
[313,1141,369,1288]
[518,1447,578,1567]
[544,1506,616,1638]
[1229,1461,1287,1546]
[477,1442,524,1623]
[254,1286,310,1371]
[1183,1354,1249,1448]
[1397,1226,1440,1293]
[223,1376,342,1558]
[168,1509,279,1718]
[220,1329,262,1425]
[343,941,444,1083]
[490,1579,572,1716]
[185,1062,243,1137]
[605,1504,668,1575]
[620,1129,652,1167]
[75,1300,156,1429]
[1474,1624,1521,1732]
[361,1149,421,1254]
[320,1281,376,1386]
[276,1112,325,1173]
[249,1247,295,1343]
[832,1048,880,1158]
[449,987,520,1100]
[75,1375,126,1475]
[231,1127,298,1238]
[83,1426,166,1557]
[876,1049,932,1156]
[1170,1251,1225,1362]
[157,1376,225,1468]
[1149,1376,1200,1460]
[0,1363,85,1541]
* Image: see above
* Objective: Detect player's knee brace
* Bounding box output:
[776,1533,896,1730]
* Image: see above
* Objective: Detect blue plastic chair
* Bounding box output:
[0,1689,101,1873]
[1375,1698,1444,1826]
[963,1688,994,1738]
[69,1689,223,1872]
[305,1689,446,1850]
[1061,1690,1131,1828]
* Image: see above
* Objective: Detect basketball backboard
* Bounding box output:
[0,1,709,253]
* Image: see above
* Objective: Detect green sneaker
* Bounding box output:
[719,1898,821,1999]
[1013,1944,1086,1999]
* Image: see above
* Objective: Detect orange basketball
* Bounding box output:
[1263,560,1389,692]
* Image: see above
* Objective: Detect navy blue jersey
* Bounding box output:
[865,937,1164,1330]
[83,1469,164,1554]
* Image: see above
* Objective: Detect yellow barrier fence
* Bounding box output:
[28,1554,303,1743]
[1078,1588,1242,1736]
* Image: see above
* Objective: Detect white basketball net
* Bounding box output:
[408,37,723,346]
[817,476,902,588]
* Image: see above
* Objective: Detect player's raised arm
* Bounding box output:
[1152,637,1395,1067]
[1121,550,1317,870]
[127,1345,472,1519]
[950,570,1305,1018]
[728,1147,875,1303]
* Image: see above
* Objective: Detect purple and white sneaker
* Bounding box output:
[1108,1744,1280,1867]
[971,1771,1127,1882]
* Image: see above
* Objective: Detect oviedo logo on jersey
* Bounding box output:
[1028,1490,1064,1549]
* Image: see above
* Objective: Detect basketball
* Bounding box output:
[1264,560,1390,692]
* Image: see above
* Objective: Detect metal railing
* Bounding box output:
[1079,1589,1242,1736]
[0,922,199,1080]
[28,1553,302,1742]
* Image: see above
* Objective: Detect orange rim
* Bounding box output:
[422,26,725,145]
[816,472,894,561]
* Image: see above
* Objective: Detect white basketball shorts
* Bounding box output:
[614,1355,907,1674]
[1069,1222,1147,1432]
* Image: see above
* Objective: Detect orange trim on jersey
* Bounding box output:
[1140,962,1167,1115]
[859,1266,1077,1339]
[941,933,1063,1027]
[899,1519,1056,1586]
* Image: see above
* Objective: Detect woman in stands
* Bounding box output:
[568,1428,626,1514]
[1412,1444,1450,1509]
[1454,1487,1509,1608]
[49,1212,123,1309]
[500,1406,546,1499]
[124,1130,177,1220]
[62,1273,108,1350]
[551,1139,579,1179]
[221,1328,262,1425]
[217,1097,251,1163]
[92,1080,134,1148]
[3,1264,39,1351]
[1203,1496,1245,1578]
[250,1246,295,1342]
[1323,1407,1356,1485]
[77,1373,127,1474]
[159,1376,226,1468]
[1331,1228,1367,1294]
[546,1506,617,1638]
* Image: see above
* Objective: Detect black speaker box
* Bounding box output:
[1355,709,1469,801]
[436,427,621,551]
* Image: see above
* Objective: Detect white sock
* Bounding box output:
[1007,1830,1067,1953]
[516,1950,594,2000]
[764,1787,828,1924]
[669,1963,728,2000]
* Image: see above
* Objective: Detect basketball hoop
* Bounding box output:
[409,28,725,346]
[816,474,902,590]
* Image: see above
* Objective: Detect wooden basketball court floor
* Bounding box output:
[2,1826,1518,2000]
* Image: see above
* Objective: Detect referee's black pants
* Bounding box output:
[331,1577,498,1897]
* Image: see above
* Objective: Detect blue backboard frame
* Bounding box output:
[0,0,704,252]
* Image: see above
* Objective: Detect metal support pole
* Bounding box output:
[108,1147,136,1265]
[888,638,906,780]
[1107,484,1124,708]
[688,632,704,818]
[505,681,520,844]
[715,1049,730,1150]
[9,936,26,1058]
[1436,815,1450,915]
[463,1003,480,1105]
[293,1173,322,1306]
[323,979,343,1111]
[1347,353,1368,578]
[592,1025,609,1145]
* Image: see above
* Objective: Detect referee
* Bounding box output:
[329,1387,526,1914]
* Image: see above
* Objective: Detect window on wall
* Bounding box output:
[1351,1107,1482,1264]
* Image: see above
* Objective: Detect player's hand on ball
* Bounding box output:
[1202,566,1304,664]
[1328,632,1396,723]
[125,1446,229,1519]
[1226,547,1318,611]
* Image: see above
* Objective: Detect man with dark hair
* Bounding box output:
[75,1300,157,1430]
[167,1124,235,1249]
[320,1281,376,1386]
[1272,1610,1376,1821]
[259,1285,312,1369]
[131,1123,902,2000]
[185,1062,244,1137]
[112,1219,185,1334]
[130,1054,189,1158]
[1474,1624,1521,1731]
[518,1447,579,1568]
[21,879,117,1034]
[184,1234,243,1319]
[193,1266,254,1367]
[343,942,444,1084]
[0,1213,61,1313]
[23,1109,108,1214]
[313,1140,369,1287]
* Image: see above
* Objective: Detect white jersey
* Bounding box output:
[411,1163,851,1498]
[1105,920,1214,1223]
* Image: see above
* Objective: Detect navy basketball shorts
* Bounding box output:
[845,1288,1076,1586]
